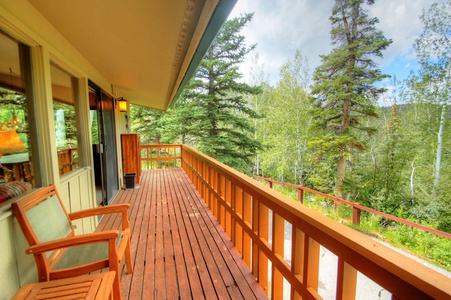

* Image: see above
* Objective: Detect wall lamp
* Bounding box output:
[117,97,128,112]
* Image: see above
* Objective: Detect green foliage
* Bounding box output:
[344,103,417,215]
[402,1,451,230]
[251,51,314,184]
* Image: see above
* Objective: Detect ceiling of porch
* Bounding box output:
[28,0,235,111]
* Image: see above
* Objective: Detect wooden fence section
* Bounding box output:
[140,144,181,170]
[255,176,451,240]
[180,145,451,300]
[57,148,78,175]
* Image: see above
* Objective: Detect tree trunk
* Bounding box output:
[335,155,346,198]
[432,104,446,198]
[335,96,352,197]
[410,161,415,197]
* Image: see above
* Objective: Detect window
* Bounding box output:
[0,31,36,197]
[50,64,80,176]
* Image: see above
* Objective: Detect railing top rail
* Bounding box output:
[140,144,182,148]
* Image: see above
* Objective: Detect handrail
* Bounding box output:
[255,175,451,240]
[178,144,451,300]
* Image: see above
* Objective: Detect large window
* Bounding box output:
[50,64,80,176]
[0,31,36,198]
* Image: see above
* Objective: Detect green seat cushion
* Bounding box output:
[54,233,123,270]
[26,194,72,243]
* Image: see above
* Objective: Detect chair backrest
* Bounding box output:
[12,185,75,248]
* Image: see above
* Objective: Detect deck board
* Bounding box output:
[98,168,266,300]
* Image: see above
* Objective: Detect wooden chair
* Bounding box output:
[11,184,133,300]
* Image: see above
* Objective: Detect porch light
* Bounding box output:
[117,97,128,112]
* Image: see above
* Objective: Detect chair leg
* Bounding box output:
[111,265,123,300]
[125,240,133,274]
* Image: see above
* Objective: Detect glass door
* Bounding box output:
[89,82,119,205]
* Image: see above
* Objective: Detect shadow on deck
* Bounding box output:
[98,168,267,299]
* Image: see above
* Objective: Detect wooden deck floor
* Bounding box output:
[97,168,267,300]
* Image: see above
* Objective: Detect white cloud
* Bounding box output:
[228,0,446,85]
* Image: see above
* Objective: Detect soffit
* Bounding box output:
[27,0,223,110]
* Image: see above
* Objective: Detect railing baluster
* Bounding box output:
[336,257,357,300]
[225,179,232,237]
[243,192,252,268]
[272,212,284,300]
[252,196,260,284]
[291,227,305,300]
[303,235,320,295]
[234,186,243,256]
[230,183,237,245]
[259,201,269,296]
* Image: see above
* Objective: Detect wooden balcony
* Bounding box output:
[104,144,451,299]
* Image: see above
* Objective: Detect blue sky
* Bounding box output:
[228,0,445,92]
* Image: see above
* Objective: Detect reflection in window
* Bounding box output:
[0,31,35,197]
[50,64,80,175]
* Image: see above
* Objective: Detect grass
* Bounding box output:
[272,185,451,272]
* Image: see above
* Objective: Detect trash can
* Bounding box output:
[124,173,136,189]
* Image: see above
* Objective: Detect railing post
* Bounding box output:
[298,188,304,204]
[352,204,361,225]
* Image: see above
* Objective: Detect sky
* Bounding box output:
[228,0,446,90]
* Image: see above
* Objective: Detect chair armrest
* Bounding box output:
[69,203,130,229]
[26,230,120,255]
[69,203,130,219]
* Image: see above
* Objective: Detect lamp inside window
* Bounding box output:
[118,97,127,112]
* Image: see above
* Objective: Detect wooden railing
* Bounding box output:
[57,148,78,175]
[255,176,451,240]
[140,144,181,170]
[139,144,451,299]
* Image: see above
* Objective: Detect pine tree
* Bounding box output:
[130,104,165,144]
[185,13,262,173]
[309,0,391,196]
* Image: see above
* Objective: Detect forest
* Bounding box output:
[130,0,451,241]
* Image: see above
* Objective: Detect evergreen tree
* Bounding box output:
[308,0,391,196]
[185,13,262,173]
[130,104,166,144]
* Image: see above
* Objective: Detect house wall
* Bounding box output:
[0,1,126,298]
